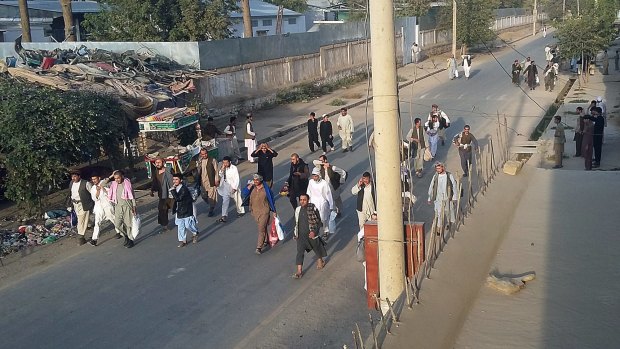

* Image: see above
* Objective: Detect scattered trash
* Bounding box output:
[1,214,76,257]
[486,271,536,295]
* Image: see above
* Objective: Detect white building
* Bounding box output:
[230,0,306,37]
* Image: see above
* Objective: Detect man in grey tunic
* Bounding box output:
[427,162,458,228]
[108,170,137,248]
[292,194,327,279]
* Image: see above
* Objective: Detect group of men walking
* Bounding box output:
[307,108,355,155]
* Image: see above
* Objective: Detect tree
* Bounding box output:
[60,0,75,41]
[264,0,308,13]
[0,77,124,213]
[440,0,499,49]
[83,0,237,41]
[18,0,31,42]
[241,0,253,37]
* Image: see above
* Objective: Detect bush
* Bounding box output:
[0,76,125,212]
[328,98,347,106]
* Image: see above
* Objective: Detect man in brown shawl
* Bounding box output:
[292,193,327,278]
[195,148,220,216]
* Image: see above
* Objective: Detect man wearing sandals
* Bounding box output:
[292,194,327,279]
[169,173,199,247]
[243,174,277,255]
[217,156,245,223]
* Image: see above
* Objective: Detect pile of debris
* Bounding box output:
[0,210,76,257]
[2,36,216,120]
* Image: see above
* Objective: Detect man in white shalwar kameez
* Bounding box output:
[337,107,354,152]
[306,167,334,240]
[217,156,245,222]
[427,162,458,227]
[89,174,120,246]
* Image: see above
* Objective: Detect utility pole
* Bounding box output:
[241,0,253,38]
[18,0,31,42]
[452,0,457,57]
[368,0,405,310]
[532,0,537,36]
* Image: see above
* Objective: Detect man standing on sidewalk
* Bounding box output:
[452,125,478,177]
[411,43,420,64]
[307,112,321,152]
[244,113,257,163]
[89,174,119,246]
[67,169,94,246]
[427,104,450,146]
[196,147,220,217]
[553,115,566,169]
[584,107,605,168]
[217,156,245,223]
[337,108,354,152]
[169,173,199,247]
[150,158,173,233]
[224,116,240,163]
[319,114,335,154]
[407,118,428,178]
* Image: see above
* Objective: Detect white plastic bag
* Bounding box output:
[454,69,459,78]
[131,214,141,240]
[274,214,286,240]
[328,210,337,234]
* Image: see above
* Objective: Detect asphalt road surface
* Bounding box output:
[0,33,560,349]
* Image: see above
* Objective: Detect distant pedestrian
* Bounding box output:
[511,59,522,85]
[313,155,347,217]
[452,125,478,177]
[602,50,609,75]
[427,162,458,228]
[292,194,327,279]
[243,174,277,255]
[615,50,619,71]
[407,118,428,178]
[244,113,257,163]
[582,116,594,170]
[351,172,376,229]
[195,147,220,217]
[150,158,173,233]
[574,107,585,157]
[427,104,450,146]
[411,43,421,64]
[169,173,199,247]
[66,169,94,246]
[583,107,604,168]
[251,143,278,188]
[543,62,557,92]
[542,25,547,37]
[545,45,553,63]
[287,153,310,209]
[108,170,136,248]
[307,167,334,241]
[224,116,240,163]
[447,54,458,80]
[552,115,566,169]
[337,107,354,152]
[89,174,119,246]
[202,116,223,140]
[425,114,440,159]
[462,54,472,79]
[524,60,538,90]
[307,112,321,152]
[319,114,335,154]
[217,156,245,223]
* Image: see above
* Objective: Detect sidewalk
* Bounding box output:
[383,40,620,348]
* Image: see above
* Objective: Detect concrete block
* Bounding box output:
[503,160,523,175]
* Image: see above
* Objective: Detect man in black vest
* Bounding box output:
[66,169,95,245]
[313,155,347,217]
[351,172,376,229]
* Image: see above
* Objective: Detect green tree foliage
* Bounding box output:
[83,0,238,41]
[0,77,124,212]
[554,0,619,59]
[264,0,308,13]
[440,0,499,47]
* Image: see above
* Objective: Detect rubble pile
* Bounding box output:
[0,211,76,257]
[3,37,216,120]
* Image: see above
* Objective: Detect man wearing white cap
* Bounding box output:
[306,167,334,240]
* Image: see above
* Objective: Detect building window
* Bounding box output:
[251,20,258,27]
[288,18,297,25]
[262,19,272,26]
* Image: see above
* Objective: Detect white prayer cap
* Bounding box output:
[321,113,329,118]
[311,167,321,176]
[596,96,603,102]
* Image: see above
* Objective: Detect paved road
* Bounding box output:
[0,33,559,349]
